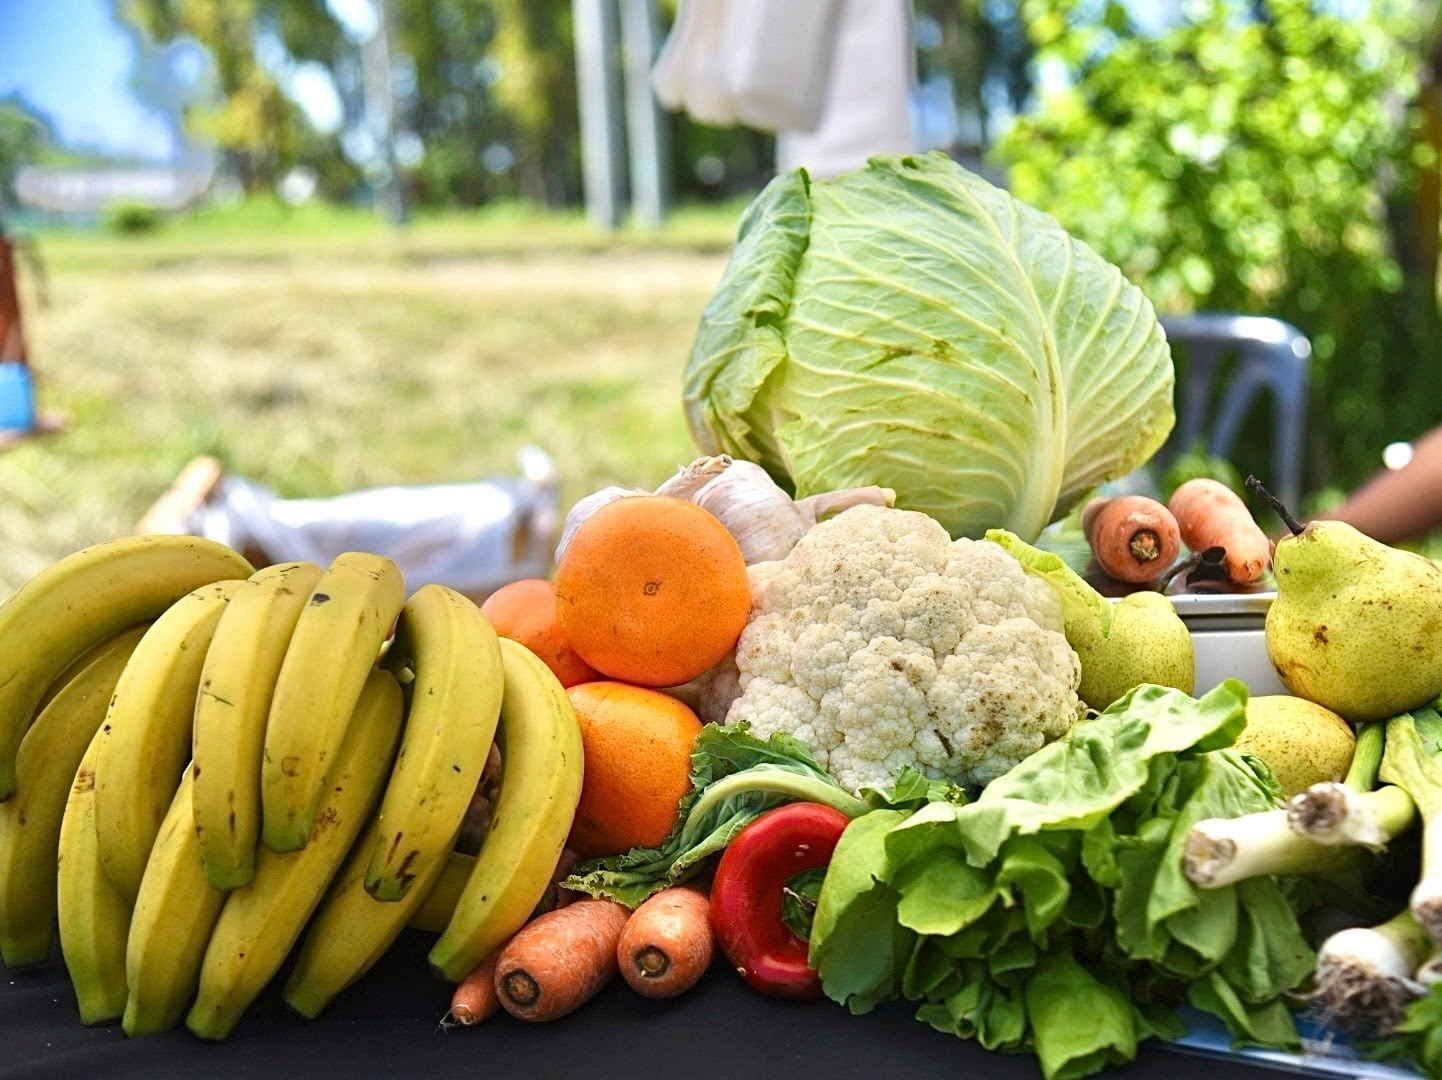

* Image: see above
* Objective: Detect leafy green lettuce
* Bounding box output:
[562,722,958,908]
[808,680,1317,1080]
[681,152,1175,542]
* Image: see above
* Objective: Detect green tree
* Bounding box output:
[118,0,347,193]
[0,98,50,214]
[993,0,1436,496]
[387,0,511,206]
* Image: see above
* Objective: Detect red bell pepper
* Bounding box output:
[708,801,852,1001]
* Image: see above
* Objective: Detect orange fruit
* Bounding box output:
[554,495,751,688]
[565,680,703,859]
[481,578,602,688]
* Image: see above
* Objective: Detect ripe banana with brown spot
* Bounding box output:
[56,729,133,1026]
[192,560,326,890]
[364,583,503,902]
[123,766,226,1036]
[0,534,253,801]
[260,551,405,854]
[0,622,150,968]
[427,638,585,982]
[187,668,403,1041]
[93,579,244,904]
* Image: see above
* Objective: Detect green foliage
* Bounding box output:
[1157,448,1244,504]
[119,0,348,195]
[103,201,163,234]
[993,0,1439,494]
[0,98,49,212]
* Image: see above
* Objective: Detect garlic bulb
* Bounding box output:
[553,455,733,564]
[554,454,896,567]
[694,460,897,563]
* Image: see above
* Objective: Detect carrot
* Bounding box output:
[493,898,631,1021]
[616,884,714,999]
[1167,478,1273,584]
[444,948,502,1027]
[1081,494,1183,584]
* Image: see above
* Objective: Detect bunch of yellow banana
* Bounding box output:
[0,533,587,1038]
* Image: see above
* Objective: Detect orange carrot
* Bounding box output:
[616,884,715,999]
[1167,478,1273,583]
[1081,494,1183,584]
[493,898,631,1021]
[444,948,502,1027]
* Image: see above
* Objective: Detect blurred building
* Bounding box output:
[13,163,212,223]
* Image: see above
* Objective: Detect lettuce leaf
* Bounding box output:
[808,679,1315,1080]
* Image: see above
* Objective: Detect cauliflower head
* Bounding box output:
[723,503,1084,793]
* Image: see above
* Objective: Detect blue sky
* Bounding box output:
[0,0,178,161]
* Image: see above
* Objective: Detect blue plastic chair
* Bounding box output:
[1157,313,1312,511]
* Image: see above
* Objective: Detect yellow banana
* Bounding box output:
[406,850,476,935]
[123,767,226,1036]
[260,551,405,854]
[364,583,503,902]
[427,638,585,982]
[187,668,403,1041]
[281,816,456,1019]
[93,579,244,904]
[0,623,149,968]
[0,534,253,801]
[192,560,326,890]
[56,730,132,1025]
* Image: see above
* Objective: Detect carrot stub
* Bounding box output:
[1081,495,1183,584]
[1167,478,1272,584]
[617,884,715,999]
[493,898,632,1022]
[445,949,502,1027]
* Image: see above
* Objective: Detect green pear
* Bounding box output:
[1069,590,1195,711]
[982,528,1195,712]
[1232,695,1355,798]
[1266,519,1442,721]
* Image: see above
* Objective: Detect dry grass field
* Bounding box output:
[0,203,742,601]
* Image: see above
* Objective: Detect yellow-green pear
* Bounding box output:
[1232,695,1355,798]
[1070,591,1195,711]
[1265,518,1442,721]
[982,528,1195,712]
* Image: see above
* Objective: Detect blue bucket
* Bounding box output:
[0,364,35,431]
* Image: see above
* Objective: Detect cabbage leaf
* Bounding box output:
[682,152,1175,541]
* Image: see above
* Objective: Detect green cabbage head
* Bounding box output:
[681,153,1175,542]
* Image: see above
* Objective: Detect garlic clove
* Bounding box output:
[691,461,814,564]
[553,484,646,565]
[554,455,895,570]
[654,454,734,499]
[795,485,896,524]
[553,456,734,567]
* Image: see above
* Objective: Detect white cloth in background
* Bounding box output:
[652,0,917,178]
[774,0,917,178]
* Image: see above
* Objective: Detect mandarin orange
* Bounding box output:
[565,680,703,859]
[481,577,602,688]
[553,495,750,688]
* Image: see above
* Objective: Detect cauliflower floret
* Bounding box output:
[724,504,1084,794]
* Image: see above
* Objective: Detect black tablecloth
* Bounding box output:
[2,931,1321,1079]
